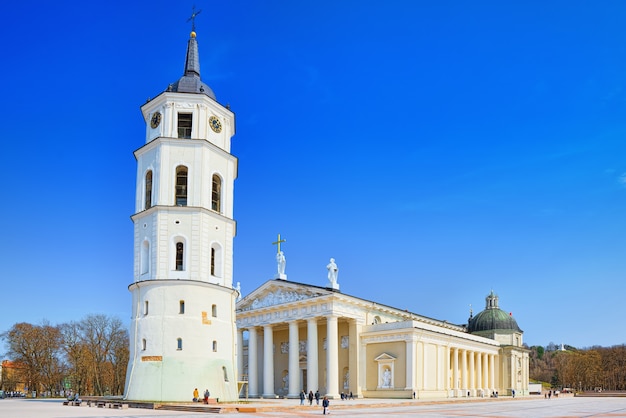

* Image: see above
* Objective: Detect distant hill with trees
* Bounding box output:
[528,342,626,391]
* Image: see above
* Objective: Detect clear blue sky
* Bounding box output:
[1,0,625,351]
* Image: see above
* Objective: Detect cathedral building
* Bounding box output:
[236,275,529,399]
[124,26,239,402]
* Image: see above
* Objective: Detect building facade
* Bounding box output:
[236,280,529,399]
[124,28,239,402]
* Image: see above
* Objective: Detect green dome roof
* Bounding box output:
[467,291,522,334]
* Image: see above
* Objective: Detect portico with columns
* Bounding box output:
[236,280,529,399]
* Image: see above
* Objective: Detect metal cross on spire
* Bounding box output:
[272,234,286,253]
[187,5,202,32]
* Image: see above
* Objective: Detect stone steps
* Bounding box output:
[157,404,222,413]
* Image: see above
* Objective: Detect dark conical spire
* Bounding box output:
[183,32,201,78]
[167,30,216,99]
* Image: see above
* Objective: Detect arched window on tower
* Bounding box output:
[212,304,217,318]
[141,240,150,275]
[145,170,153,209]
[179,300,185,314]
[142,339,147,351]
[211,174,222,212]
[175,242,184,271]
[175,166,188,206]
[210,243,223,278]
[222,366,229,382]
[177,338,183,350]
[212,340,217,352]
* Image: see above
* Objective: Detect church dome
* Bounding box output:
[467,291,522,334]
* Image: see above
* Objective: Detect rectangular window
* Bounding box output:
[176,242,184,271]
[211,175,221,212]
[179,300,185,314]
[144,301,149,315]
[145,171,153,209]
[175,167,188,206]
[177,113,192,138]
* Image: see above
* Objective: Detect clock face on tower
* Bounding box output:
[150,112,162,129]
[209,115,222,133]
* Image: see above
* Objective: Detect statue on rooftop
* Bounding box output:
[277,251,286,276]
[327,258,338,287]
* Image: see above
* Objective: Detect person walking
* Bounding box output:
[315,390,320,405]
[308,390,314,405]
[300,390,305,405]
[322,396,330,415]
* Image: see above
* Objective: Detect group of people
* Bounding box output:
[192,388,210,404]
[339,391,354,400]
[545,389,558,399]
[300,389,321,405]
[299,389,331,414]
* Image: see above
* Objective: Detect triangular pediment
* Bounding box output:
[236,279,331,312]
[374,353,397,362]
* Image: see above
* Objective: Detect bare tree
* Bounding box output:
[109,327,129,396]
[1,322,64,395]
[79,314,128,395]
[59,321,91,395]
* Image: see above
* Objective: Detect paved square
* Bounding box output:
[3,396,626,417]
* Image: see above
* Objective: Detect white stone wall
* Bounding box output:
[126,280,238,401]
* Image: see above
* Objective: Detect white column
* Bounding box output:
[262,325,275,398]
[469,351,475,396]
[326,316,339,398]
[437,345,444,391]
[307,318,318,393]
[482,353,488,395]
[288,321,300,398]
[443,345,450,392]
[476,351,482,395]
[452,347,459,397]
[405,336,416,391]
[237,329,244,381]
[420,340,426,390]
[248,327,259,397]
[414,341,426,390]
[489,354,495,393]
[461,349,467,395]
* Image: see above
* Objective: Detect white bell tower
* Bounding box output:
[124,24,239,402]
